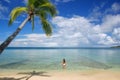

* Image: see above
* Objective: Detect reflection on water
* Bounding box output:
[0,48,120,70]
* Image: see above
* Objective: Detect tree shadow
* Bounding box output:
[18,71,51,80]
[0,71,51,80]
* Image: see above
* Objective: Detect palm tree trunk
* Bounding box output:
[0,17,30,54]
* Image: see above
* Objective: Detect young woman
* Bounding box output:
[62,58,66,69]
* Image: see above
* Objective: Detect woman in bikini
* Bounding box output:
[62,58,66,69]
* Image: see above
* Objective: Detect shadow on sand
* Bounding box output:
[0,71,51,80]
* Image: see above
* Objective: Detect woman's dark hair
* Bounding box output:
[63,58,66,63]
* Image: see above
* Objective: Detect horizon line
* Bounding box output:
[6,47,112,49]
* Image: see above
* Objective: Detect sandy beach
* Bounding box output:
[0,70,120,80]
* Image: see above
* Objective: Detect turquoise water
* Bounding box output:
[0,48,120,71]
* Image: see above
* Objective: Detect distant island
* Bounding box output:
[111,46,120,48]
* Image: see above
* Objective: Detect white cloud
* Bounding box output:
[112,3,120,12]
[54,0,74,4]
[9,14,119,47]
[10,34,59,47]
[0,4,8,12]
[101,14,120,33]
[97,34,115,45]
[4,0,10,3]
[112,28,120,44]
[0,3,8,19]
[52,15,120,46]
[89,6,102,22]
[89,2,120,22]
[23,0,28,4]
[113,28,120,38]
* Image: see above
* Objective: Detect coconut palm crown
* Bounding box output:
[0,0,57,54]
[9,0,57,35]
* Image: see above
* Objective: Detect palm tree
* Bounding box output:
[0,0,57,54]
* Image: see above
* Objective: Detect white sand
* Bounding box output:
[0,70,120,80]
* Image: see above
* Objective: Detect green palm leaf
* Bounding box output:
[38,2,57,17]
[9,7,27,25]
[28,0,49,9]
[41,19,52,36]
[36,10,47,19]
[28,0,36,9]
[28,0,35,6]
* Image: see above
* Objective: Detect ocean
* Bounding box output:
[0,48,120,72]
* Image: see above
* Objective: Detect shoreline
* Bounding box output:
[0,69,120,80]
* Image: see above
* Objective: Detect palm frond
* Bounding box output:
[28,0,49,9]
[34,0,49,5]
[38,2,57,17]
[28,0,36,9]
[9,7,27,25]
[36,11,47,19]
[41,19,52,36]
[28,0,35,5]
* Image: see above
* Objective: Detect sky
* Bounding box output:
[0,0,120,47]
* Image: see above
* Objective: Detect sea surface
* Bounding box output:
[0,48,120,72]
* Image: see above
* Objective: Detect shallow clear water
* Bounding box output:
[0,48,120,71]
